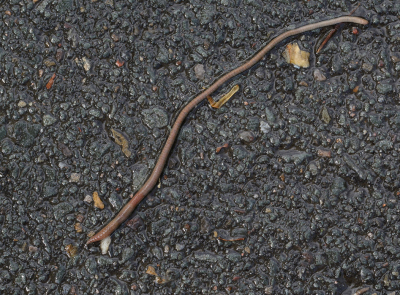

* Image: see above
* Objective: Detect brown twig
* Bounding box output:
[354,287,369,295]
[218,237,245,242]
[316,3,361,54]
[46,73,56,90]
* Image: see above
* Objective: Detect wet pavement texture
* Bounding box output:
[0,0,399,294]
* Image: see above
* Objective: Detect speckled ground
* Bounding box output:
[0,0,399,294]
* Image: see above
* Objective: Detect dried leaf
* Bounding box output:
[146,266,158,276]
[282,43,310,68]
[46,73,56,89]
[93,191,104,209]
[145,266,168,284]
[76,214,85,222]
[279,173,285,181]
[65,244,78,258]
[111,129,131,157]
[74,223,82,233]
[155,276,168,284]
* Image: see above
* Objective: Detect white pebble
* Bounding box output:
[18,101,27,107]
[260,121,271,134]
[100,236,111,254]
[194,64,205,80]
[84,195,93,203]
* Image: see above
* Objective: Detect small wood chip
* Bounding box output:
[317,149,332,158]
[146,266,158,276]
[280,173,285,181]
[46,73,56,90]
[216,143,229,153]
[76,214,85,222]
[145,266,167,284]
[282,43,310,68]
[87,231,96,238]
[65,244,78,258]
[74,223,82,233]
[93,191,104,209]
[111,129,131,157]
[116,60,125,67]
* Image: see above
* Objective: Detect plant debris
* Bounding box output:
[93,191,104,209]
[282,43,310,68]
[111,129,132,157]
[214,229,246,242]
[74,223,82,233]
[46,73,56,89]
[317,149,332,158]
[146,266,168,284]
[65,244,78,258]
[216,143,229,153]
[316,3,361,53]
[207,85,239,108]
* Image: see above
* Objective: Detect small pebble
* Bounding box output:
[18,101,27,108]
[100,236,111,254]
[260,121,271,134]
[70,173,80,182]
[194,64,205,80]
[313,69,326,81]
[84,195,93,203]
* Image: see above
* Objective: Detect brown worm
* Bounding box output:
[86,16,368,245]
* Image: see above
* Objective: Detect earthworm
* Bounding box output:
[86,16,368,245]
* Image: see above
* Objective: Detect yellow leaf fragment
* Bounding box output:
[111,129,132,157]
[207,85,239,109]
[145,266,168,284]
[87,231,96,238]
[74,223,83,233]
[155,276,168,284]
[65,244,78,258]
[93,191,104,209]
[282,43,310,68]
[146,266,158,276]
